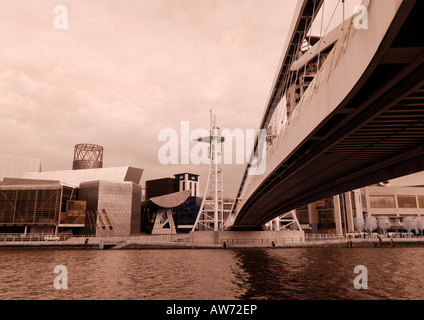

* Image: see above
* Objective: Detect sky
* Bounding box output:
[0,0,361,198]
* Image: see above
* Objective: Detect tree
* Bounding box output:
[417,218,424,236]
[402,217,417,235]
[365,217,377,235]
[354,217,365,233]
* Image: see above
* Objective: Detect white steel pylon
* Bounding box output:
[266,210,302,231]
[192,111,225,232]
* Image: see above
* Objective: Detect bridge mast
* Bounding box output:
[192,111,225,232]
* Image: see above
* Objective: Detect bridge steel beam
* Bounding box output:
[230,0,424,230]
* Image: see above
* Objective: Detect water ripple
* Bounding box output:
[0,248,423,300]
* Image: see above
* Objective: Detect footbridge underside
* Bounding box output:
[229,0,424,230]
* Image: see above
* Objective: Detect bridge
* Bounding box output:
[226,0,424,230]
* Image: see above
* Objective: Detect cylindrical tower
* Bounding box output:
[72,143,104,170]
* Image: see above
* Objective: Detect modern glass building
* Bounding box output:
[0,179,79,234]
[0,166,144,236]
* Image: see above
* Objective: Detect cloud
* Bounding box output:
[0,0,296,198]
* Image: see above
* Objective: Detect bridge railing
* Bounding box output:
[68,233,191,243]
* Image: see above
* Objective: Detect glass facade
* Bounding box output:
[0,187,61,225]
[60,201,86,225]
[397,195,417,208]
[296,205,309,225]
[418,196,424,209]
[61,186,78,213]
[317,208,335,230]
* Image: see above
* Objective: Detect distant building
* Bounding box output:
[79,180,142,236]
[294,172,424,235]
[361,185,424,232]
[174,173,200,197]
[0,166,144,236]
[22,166,143,188]
[141,190,191,235]
[141,173,201,234]
[0,156,41,182]
[295,193,361,235]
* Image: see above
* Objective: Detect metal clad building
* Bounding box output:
[79,180,142,236]
[145,178,179,200]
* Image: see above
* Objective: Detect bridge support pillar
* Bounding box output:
[353,190,363,220]
[333,195,343,236]
[308,203,319,234]
[344,192,355,234]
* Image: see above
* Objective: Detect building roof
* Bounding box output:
[22,166,143,188]
[0,178,61,190]
[2,177,61,187]
[174,173,199,177]
[150,190,191,208]
[388,172,424,187]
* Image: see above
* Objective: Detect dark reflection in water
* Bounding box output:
[0,248,423,300]
[233,248,424,300]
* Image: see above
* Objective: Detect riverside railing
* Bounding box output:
[220,238,304,245]
[0,233,73,242]
[68,234,191,243]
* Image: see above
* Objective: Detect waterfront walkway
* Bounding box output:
[1,233,424,249]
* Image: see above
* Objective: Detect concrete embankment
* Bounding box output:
[116,238,424,249]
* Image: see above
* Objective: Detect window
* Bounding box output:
[397,196,417,208]
[296,208,309,225]
[369,196,396,208]
[318,209,335,229]
[316,198,333,208]
[418,196,424,208]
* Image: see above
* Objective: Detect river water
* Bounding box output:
[0,248,423,300]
